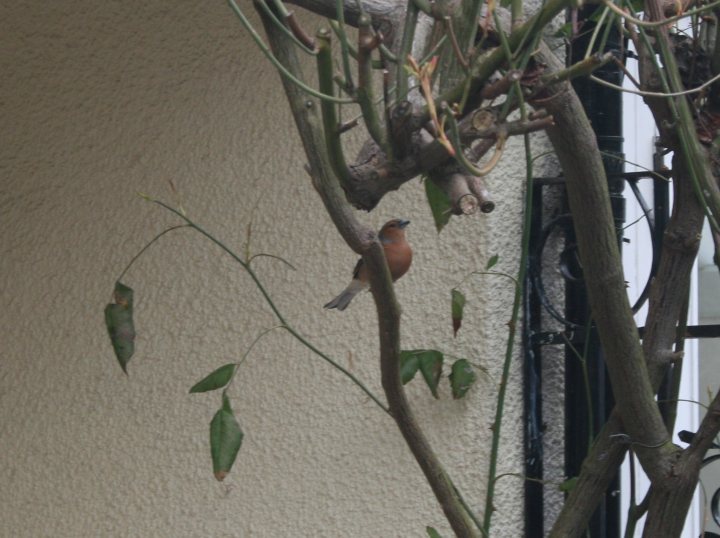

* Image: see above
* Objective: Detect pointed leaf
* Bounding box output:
[190,363,236,393]
[400,350,420,384]
[558,476,578,492]
[449,359,476,399]
[426,527,443,538]
[424,176,452,233]
[451,289,466,337]
[418,350,444,398]
[221,393,233,413]
[104,281,136,373]
[486,254,499,270]
[401,350,444,397]
[210,395,243,481]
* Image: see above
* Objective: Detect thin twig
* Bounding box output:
[228,0,354,104]
[224,324,285,392]
[480,70,523,99]
[149,198,390,414]
[396,0,419,101]
[482,126,534,537]
[461,115,555,142]
[589,70,720,97]
[444,16,469,71]
[283,11,316,50]
[539,52,615,87]
[357,14,388,152]
[247,253,298,270]
[116,224,191,283]
[603,0,720,28]
[444,104,507,177]
[333,0,355,91]
[254,2,316,53]
[316,29,354,190]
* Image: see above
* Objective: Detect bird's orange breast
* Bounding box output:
[385,241,413,281]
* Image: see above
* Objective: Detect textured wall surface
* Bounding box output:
[0,2,555,536]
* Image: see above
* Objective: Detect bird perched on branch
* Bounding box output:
[324,219,412,311]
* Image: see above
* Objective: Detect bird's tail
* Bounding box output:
[324,280,366,311]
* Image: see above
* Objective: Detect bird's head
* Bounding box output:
[379,219,410,243]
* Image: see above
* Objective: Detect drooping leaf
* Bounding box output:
[401,350,444,397]
[451,288,466,337]
[418,350,444,398]
[486,254,499,270]
[426,527,443,538]
[210,394,244,481]
[190,363,236,393]
[558,476,578,492]
[424,176,452,233]
[400,351,421,384]
[449,359,477,399]
[104,281,136,373]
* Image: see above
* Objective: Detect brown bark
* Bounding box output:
[531,42,708,537]
[535,41,677,477]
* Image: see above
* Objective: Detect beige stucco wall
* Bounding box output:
[1,2,556,536]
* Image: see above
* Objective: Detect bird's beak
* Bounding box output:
[399,219,410,229]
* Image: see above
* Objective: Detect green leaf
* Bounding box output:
[401,350,444,397]
[558,476,578,492]
[210,395,244,481]
[449,359,477,399]
[451,288,466,337]
[426,527,443,538]
[418,350,444,398]
[400,351,420,384]
[424,176,452,233]
[104,281,136,373]
[190,363,236,393]
[486,254,499,270]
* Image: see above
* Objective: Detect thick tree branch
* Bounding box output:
[548,412,627,538]
[535,35,677,489]
[257,6,480,537]
[642,155,704,386]
[364,250,481,538]
[548,149,708,538]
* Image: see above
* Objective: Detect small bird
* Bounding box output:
[324,219,412,311]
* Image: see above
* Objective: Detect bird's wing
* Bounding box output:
[351,257,364,280]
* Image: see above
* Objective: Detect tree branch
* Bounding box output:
[534,33,677,492]
[686,388,720,459]
[285,0,405,43]
[548,143,709,538]
[277,0,579,211]
[258,6,480,536]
